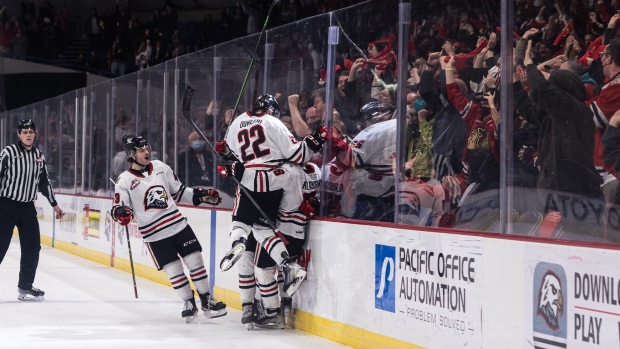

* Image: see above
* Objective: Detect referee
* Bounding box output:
[0,119,64,301]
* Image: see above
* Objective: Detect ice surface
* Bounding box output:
[0,237,348,349]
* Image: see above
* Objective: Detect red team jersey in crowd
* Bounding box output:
[114,160,196,242]
[589,73,620,177]
[446,82,499,160]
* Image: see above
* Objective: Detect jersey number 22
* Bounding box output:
[238,125,270,161]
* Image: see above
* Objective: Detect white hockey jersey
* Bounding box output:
[398,178,447,227]
[335,119,396,217]
[113,160,196,242]
[276,162,321,239]
[225,112,317,191]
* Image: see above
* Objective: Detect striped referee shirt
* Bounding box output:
[0,142,57,205]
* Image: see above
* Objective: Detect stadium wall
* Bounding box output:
[28,193,620,349]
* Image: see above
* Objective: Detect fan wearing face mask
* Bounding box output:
[177,131,213,187]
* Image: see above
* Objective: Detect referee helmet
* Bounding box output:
[17,119,36,132]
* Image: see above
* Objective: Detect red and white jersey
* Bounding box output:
[113,160,196,242]
[588,74,620,175]
[335,119,395,217]
[398,178,447,227]
[321,159,348,217]
[276,162,321,239]
[446,82,499,160]
[225,111,316,172]
[337,119,396,175]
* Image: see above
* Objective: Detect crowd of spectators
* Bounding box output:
[180,0,620,244]
[17,0,620,244]
[0,0,364,77]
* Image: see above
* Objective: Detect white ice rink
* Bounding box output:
[0,237,348,349]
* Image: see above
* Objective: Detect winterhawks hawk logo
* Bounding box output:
[144,185,168,210]
[537,270,564,330]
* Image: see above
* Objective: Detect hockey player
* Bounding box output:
[111,135,226,322]
[238,162,320,329]
[274,162,320,324]
[216,94,327,310]
[330,101,397,221]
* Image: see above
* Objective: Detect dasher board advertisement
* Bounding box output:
[374,232,483,348]
[525,246,620,348]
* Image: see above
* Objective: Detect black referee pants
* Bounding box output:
[0,197,41,289]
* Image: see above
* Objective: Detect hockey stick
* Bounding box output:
[225,0,281,140]
[109,177,139,298]
[124,219,139,299]
[334,16,368,61]
[181,86,282,237]
[181,86,219,156]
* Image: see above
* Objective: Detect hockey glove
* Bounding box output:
[303,125,329,152]
[215,140,238,161]
[330,137,349,156]
[217,161,245,181]
[112,205,133,226]
[193,188,222,206]
[299,197,320,218]
[215,140,229,155]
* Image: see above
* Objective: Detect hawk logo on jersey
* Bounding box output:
[130,178,140,190]
[400,191,421,217]
[537,270,564,330]
[144,185,169,210]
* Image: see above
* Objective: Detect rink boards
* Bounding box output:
[29,194,620,349]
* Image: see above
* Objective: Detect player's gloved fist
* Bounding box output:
[303,125,329,152]
[315,125,329,142]
[216,140,239,161]
[330,137,349,156]
[215,140,231,156]
[193,188,222,206]
[217,161,245,181]
[112,205,133,226]
[299,197,320,218]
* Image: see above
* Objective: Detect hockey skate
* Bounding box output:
[220,238,247,272]
[182,297,199,323]
[199,292,227,318]
[17,287,45,301]
[281,297,292,324]
[281,261,306,297]
[241,302,254,330]
[253,299,284,329]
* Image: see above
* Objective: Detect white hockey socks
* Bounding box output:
[183,251,210,295]
[163,260,193,301]
[255,266,279,311]
[237,251,256,304]
[253,226,287,265]
[277,269,285,296]
[229,221,251,243]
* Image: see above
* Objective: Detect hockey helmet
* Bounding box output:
[124,135,150,158]
[357,101,394,131]
[252,94,280,118]
[17,119,36,132]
